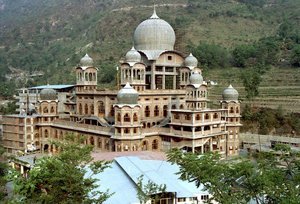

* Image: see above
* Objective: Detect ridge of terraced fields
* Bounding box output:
[206,67,300,112]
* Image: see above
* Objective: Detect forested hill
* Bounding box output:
[0,0,299,98]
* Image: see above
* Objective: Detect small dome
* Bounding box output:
[117,83,139,104]
[189,71,203,86]
[185,53,198,69]
[133,10,175,51]
[80,54,94,67]
[40,88,57,100]
[125,47,141,62]
[222,85,239,101]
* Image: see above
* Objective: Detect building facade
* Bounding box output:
[2,10,241,156]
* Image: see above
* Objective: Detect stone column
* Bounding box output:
[151,63,156,89]
[162,66,166,89]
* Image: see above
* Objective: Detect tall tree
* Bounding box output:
[167,146,300,204]
[10,134,112,203]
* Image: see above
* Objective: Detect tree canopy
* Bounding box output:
[10,134,112,203]
[167,146,300,204]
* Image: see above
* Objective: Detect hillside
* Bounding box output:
[0,0,299,112]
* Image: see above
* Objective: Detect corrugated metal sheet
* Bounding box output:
[91,156,207,204]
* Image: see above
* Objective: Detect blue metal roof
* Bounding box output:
[28,85,75,90]
[91,156,207,204]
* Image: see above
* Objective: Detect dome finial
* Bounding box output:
[150,4,159,19]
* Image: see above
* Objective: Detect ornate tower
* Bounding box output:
[113,83,142,151]
[221,85,242,156]
[185,70,208,110]
[120,47,146,91]
[37,87,58,153]
[75,54,98,92]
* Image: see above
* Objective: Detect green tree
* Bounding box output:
[241,68,261,100]
[11,134,112,203]
[167,146,300,204]
[232,44,257,67]
[190,42,230,68]
[291,44,300,67]
[136,175,166,204]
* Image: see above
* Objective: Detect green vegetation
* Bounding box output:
[136,175,166,204]
[168,145,300,204]
[0,0,299,111]
[0,101,18,115]
[242,105,300,135]
[10,134,111,203]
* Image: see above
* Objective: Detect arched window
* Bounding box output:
[133,69,136,79]
[213,113,218,119]
[97,138,102,149]
[133,128,137,133]
[236,107,239,113]
[90,104,94,114]
[44,129,48,138]
[142,140,148,150]
[79,72,82,81]
[145,106,150,117]
[152,139,158,150]
[154,106,159,117]
[124,113,130,122]
[50,106,55,113]
[85,73,88,81]
[98,101,105,114]
[180,104,184,109]
[110,105,114,116]
[174,113,180,120]
[163,105,168,117]
[89,73,93,81]
[172,104,176,109]
[79,103,82,115]
[117,113,121,122]
[43,107,48,114]
[185,114,191,120]
[137,69,141,80]
[93,73,96,81]
[196,114,201,120]
[89,137,94,145]
[133,113,138,122]
[205,113,210,120]
[124,128,130,134]
[85,104,89,114]
[230,107,234,113]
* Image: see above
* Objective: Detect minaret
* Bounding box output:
[75,54,98,92]
[221,85,242,156]
[113,83,142,151]
[120,47,146,91]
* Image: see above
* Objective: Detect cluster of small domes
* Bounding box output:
[117,83,139,104]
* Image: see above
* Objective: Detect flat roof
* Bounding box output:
[28,85,75,90]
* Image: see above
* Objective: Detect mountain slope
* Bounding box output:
[0,0,299,98]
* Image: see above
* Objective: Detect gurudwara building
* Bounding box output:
[2,10,241,156]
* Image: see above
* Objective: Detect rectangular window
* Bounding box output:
[168,56,172,60]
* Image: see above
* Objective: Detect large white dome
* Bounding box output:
[133,10,175,51]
